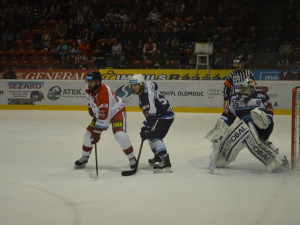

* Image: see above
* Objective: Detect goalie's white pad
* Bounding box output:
[216,120,250,167]
[205,119,229,143]
[245,122,282,172]
[212,119,250,168]
[250,108,270,129]
[209,142,220,171]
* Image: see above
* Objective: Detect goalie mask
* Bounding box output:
[240,78,255,102]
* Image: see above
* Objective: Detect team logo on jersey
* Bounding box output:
[47,86,62,100]
[99,109,106,119]
[115,85,133,98]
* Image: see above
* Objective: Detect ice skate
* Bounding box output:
[153,154,172,173]
[129,156,137,169]
[74,155,89,169]
[275,156,289,172]
[148,154,162,165]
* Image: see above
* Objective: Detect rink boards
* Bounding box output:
[0,80,299,115]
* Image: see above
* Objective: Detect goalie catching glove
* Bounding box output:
[250,108,271,129]
[205,119,229,143]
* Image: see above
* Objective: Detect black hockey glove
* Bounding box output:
[140,127,151,140]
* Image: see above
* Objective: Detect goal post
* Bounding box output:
[291,86,300,170]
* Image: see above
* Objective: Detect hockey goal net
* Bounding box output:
[292,86,300,170]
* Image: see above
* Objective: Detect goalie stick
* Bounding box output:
[89,143,99,180]
[121,139,144,176]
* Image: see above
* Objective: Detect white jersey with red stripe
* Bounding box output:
[86,83,124,131]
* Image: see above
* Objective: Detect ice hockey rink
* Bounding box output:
[1,110,299,225]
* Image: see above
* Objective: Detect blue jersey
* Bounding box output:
[221,91,274,126]
[139,81,175,128]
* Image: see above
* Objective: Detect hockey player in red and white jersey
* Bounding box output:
[75,71,136,169]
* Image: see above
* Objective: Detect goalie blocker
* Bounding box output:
[207,119,284,172]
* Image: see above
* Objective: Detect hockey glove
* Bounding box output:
[91,128,102,144]
[140,127,151,140]
[251,108,271,129]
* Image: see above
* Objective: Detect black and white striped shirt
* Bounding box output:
[223,69,256,101]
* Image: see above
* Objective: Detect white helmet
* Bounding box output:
[240,78,255,97]
[129,74,144,85]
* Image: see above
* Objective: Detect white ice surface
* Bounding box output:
[0,110,299,225]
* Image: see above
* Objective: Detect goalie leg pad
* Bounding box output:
[205,119,229,142]
[265,140,289,171]
[214,120,250,167]
[245,123,282,172]
[209,142,220,171]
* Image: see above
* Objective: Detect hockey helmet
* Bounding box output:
[129,74,144,85]
[86,71,102,82]
[129,74,144,95]
[240,78,255,97]
[233,54,246,66]
[86,71,102,92]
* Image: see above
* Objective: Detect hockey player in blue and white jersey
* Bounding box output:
[129,74,175,172]
[206,78,288,172]
[222,79,273,140]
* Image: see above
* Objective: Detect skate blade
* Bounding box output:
[274,165,290,173]
[74,163,86,169]
[209,168,231,176]
[148,163,158,167]
[153,167,172,173]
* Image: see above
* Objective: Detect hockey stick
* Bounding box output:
[121,139,144,176]
[89,143,99,180]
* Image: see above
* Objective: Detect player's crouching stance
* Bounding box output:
[129,74,175,173]
[74,71,136,169]
[206,79,289,173]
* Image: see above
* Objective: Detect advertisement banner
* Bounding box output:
[43,80,87,105]
[0,81,6,104]
[0,80,299,110]
[15,69,232,80]
[98,69,231,80]
[6,81,45,105]
[253,70,299,80]
[14,69,300,81]
[15,69,94,80]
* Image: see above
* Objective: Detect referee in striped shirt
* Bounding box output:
[223,54,256,108]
